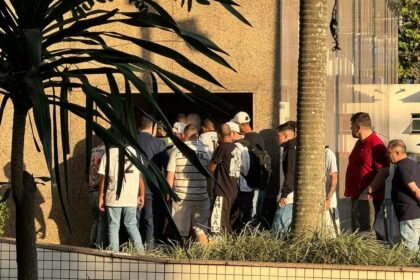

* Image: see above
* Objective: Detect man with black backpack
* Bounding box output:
[226,121,251,232]
[233,112,272,224]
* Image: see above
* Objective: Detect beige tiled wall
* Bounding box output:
[1,240,420,280]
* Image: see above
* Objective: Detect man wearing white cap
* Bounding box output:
[233,112,269,221]
[226,122,253,231]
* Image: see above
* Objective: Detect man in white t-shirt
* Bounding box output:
[226,122,253,232]
[98,146,145,252]
[325,146,340,236]
[199,119,218,154]
[167,124,211,244]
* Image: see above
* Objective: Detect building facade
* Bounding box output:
[0,1,399,245]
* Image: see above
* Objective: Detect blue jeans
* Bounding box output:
[88,191,107,247]
[400,218,420,252]
[107,207,144,253]
[271,204,293,233]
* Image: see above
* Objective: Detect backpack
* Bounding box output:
[241,142,272,190]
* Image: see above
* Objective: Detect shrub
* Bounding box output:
[0,201,9,236]
[143,227,420,267]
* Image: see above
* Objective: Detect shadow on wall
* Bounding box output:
[48,135,102,246]
[2,162,46,240]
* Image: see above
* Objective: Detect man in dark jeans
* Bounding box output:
[137,116,169,247]
[345,112,389,238]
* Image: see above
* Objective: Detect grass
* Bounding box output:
[127,227,420,267]
[0,200,8,236]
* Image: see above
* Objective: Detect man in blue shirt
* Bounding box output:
[388,139,420,251]
[137,116,169,247]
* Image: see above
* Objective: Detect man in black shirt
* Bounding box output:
[137,116,169,247]
[388,139,420,251]
[233,111,267,221]
[272,121,297,233]
[209,124,241,233]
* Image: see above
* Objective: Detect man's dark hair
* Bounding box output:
[202,118,215,130]
[277,121,297,133]
[175,113,187,123]
[139,115,154,130]
[351,112,372,128]
[183,124,198,139]
[218,123,231,138]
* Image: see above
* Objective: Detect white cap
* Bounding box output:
[233,111,251,124]
[226,121,240,133]
[173,122,186,134]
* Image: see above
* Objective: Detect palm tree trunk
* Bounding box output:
[11,108,38,280]
[292,0,328,236]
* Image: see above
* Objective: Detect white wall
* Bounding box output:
[388,85,420,154]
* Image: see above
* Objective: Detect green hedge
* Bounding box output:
[143,228,420,267]
[0,201,8,237]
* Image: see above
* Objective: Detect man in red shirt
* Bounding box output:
[345,112,389,237]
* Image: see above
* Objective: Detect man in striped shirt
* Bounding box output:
[166,124,211,244]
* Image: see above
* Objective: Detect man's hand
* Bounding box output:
[137,196,145,210]
[278,198,288,208]
[359,186,373,200]
[325,199,331,210]
[414,189,420,202]
[358,193,373,200]
[98,197,106,212]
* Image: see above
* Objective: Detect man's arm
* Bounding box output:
[138,175,145,209]
[364,167,390,194]
[326,172,338,209]
[365,144,390,194]
[208,161,218,172]
[407,181,420,201]
[166,171,175,187]
[98,175,106,212]
[165,171,175,202]
[280,146,296,199]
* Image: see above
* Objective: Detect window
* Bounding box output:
[411,113,420,133]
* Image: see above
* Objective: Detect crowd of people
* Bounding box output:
[87,111,420,253]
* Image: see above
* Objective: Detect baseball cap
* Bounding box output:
[226,121,240,133]
[233,111,251,124]
[173,122,186,134]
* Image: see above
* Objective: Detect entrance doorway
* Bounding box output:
[132,92,253,127]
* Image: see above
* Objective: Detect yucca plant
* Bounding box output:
[0,0,248,279]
